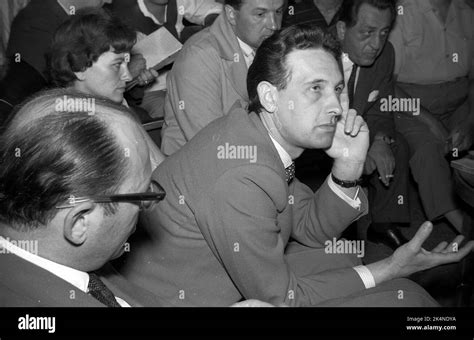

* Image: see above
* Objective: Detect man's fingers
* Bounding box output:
[344,109,357,134]
[432,241,448,253]
[437,241,474,265]
[408,221,433,251]
[442,235,465,253]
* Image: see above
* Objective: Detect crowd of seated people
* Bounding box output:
[0,0,473,308]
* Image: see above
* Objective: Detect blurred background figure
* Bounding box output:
[389,0,474,237]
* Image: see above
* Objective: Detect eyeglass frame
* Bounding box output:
[55,180,166,210]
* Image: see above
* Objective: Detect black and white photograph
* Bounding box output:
[0,0,473,338]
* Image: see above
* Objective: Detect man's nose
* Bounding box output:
[266,13,278,31]
[121,65,133,82]
[327,93,343,117]
[369,34,382,51]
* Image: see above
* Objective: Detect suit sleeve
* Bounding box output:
[198,165,367,307]
[165,43,224,143]
[290,178,367,247]
[364,43,397,142]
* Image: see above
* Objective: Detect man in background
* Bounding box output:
[161,0,286,155]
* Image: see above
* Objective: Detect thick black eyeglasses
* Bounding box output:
[55,180,166,211]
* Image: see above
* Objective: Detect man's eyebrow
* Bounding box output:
[303,79,345,87]
[111,56,125,62]
[303,79,328,86]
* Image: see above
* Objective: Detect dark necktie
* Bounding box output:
[87,273,121,307]
[285,162,296,183]
[347,64,358,108]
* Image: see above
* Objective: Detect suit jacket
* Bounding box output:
[120,104,369,307]
[6,0,68,78]
[353,42,396,143]
[0,250,170,307]
[160,13,249,155]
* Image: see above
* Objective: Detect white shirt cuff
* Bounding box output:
[327,175,362,210]
[353,265,376,289]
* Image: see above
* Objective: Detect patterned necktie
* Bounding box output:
[87,273,121,307]
[347,64,358,108]
[285,162,296,183]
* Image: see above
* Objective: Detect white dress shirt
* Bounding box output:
[266,135,376,289]
[237,37,256,68]
[0,236,131,307]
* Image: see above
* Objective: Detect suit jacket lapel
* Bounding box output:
[354,67,378,115]
[210,14,249,101]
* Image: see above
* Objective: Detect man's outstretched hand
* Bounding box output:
[390,221,474,278]
[368,221,474,285]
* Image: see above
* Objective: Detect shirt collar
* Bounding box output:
[237,38,256,60]
[137,0,167,25]
[0,236,89,293]
[341,52,355,73]
[267,134,293,169]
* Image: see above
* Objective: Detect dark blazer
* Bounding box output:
[353,42,397,143]
[0,251,170,307]
[120,103,369,307]
[6,0,68,78]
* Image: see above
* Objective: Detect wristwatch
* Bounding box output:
[331,173,363,188]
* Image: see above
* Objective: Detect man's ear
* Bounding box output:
[63,201,97,246]
[224,4,238,26]
[257,81,278,114]
[336,21,346,41]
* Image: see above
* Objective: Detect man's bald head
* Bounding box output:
[0,89,146,230]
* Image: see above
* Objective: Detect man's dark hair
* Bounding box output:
[247,25,341,114]
[0,89,130,230]
[338,0,396,28]
[48,8,136,87]
[225,0,244,10]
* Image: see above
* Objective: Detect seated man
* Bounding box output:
[119,25,473,307]
[389,0,474,236]
[0,89,167,307]
[161,0,285,155]
[335,0,411,249]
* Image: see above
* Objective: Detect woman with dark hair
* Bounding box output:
[48,8,164,168]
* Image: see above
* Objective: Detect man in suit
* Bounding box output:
[120,25,473,307]
[335,0,412,249]
[0,89,168,307]
[161,0,286,155]
[0,89,271,308]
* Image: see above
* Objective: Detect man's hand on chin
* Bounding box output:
[325,94,370,182]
